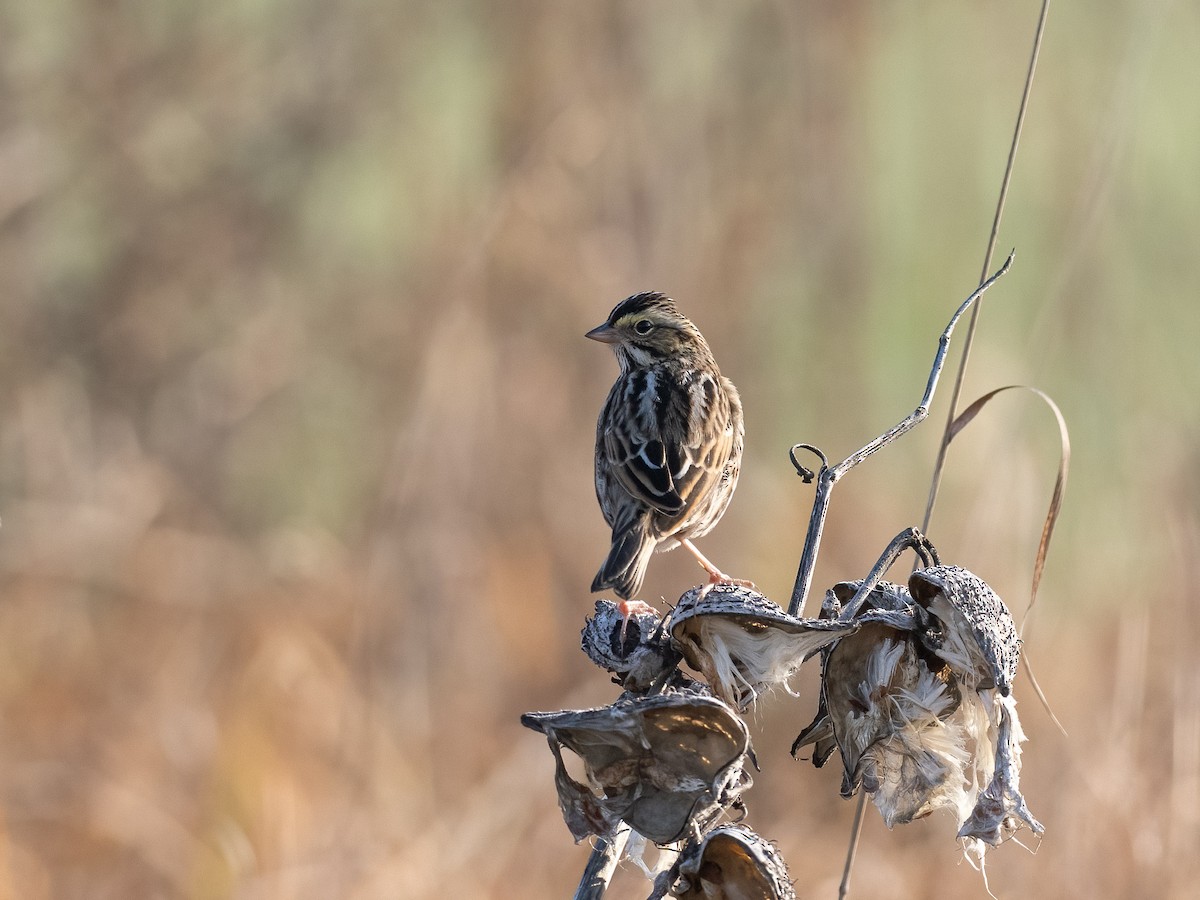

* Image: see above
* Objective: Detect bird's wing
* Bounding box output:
[603,371,730,521]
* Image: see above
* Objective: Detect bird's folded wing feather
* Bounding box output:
[603,373,730,520]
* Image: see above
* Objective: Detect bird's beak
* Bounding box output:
[585,322,620,344]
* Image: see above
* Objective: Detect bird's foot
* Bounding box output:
[618,599,659,642]
[698,570,757,598]
[680,539,754,596]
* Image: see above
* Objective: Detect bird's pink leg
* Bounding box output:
[680,539,755,593]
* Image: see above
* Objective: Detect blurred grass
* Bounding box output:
[0,1,1198,897]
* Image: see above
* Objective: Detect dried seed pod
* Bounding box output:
[520,690,752,845]
[581,600,677,691]
[909,565,1021,696]
[669,825,796,900]
[791,687,837,768]
[667,583,855,710]
[796,577,979,826]
[797,561,1042,842]
[793,582,920,769]
[824,623,972,825]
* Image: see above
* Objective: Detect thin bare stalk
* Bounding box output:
[574,825,631,900]
[838,792,868,900]
[919,0,1051,536]
[787,256,1012,617]
[838,527,939,622]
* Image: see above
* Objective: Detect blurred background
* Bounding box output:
[0,1,1197,897]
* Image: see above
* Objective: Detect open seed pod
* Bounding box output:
[520,690,752,845]
[910,565,1021,696]
[581,600,677,691]
[825,622,975,825]
[791,688,838,769]
[798,578,981,826]
[668,825,796,900]
[797,563,1042,838]
[793,581,919,769]
[904,565,1040,847]
[667,583,856,710]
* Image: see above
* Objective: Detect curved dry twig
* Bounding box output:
[787,254,1014,618]
[789,443,827,483]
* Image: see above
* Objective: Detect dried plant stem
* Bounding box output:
[919,0,1051,536]
[787,256,1012,618]
[839,792,868,900]
[574,825,631,900]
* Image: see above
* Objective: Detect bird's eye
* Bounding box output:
[634,319,653,335]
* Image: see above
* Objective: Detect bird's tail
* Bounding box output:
[591,517,656,600]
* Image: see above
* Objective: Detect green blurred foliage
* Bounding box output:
[0,1,1197,897]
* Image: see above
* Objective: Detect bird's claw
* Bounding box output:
[698,572,756,599]
[618,599,659,642]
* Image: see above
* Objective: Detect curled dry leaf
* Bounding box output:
[947,383,1072,735]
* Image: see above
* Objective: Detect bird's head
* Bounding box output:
[585,292,710,370]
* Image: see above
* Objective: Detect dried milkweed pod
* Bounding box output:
[520,690,752,845]
[667,583,855,710]
[662,824,796,900]
[581,599,678,691]
[792,580,924,775]
[801,609,972,826]
[794,548,1042,844]
[909,563,1043,857]
[910,565,1020,696]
